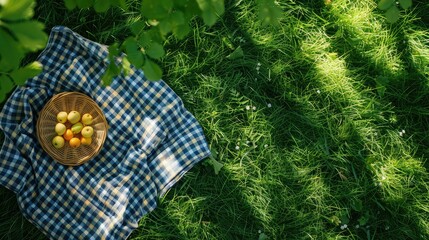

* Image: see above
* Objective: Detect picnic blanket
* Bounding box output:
[0,26,210,239]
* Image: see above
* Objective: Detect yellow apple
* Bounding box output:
[57,111,68,123]
[81,126,94,138]
[81,113,93,125]
[80,137,92,145]
[71,122,83,134]
[52,136,65,148]
[67,111,81,124]
[55,123,67,135]
[69,137,81,148]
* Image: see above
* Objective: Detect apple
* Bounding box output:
[55,123,67,135]
[71,122,83,134]
[57,111,68,123]
[81,113,93,125]
[52,136,65,148]
[81,126,94,138]
[63,129,74,141]
[80,137,92,146]
[69,137,81,148]
[67,111,81,124]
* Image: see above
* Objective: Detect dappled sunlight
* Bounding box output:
[329,0,404,76]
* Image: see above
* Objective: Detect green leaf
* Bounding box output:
[143,57,162,81]
[0,75,14,103]
[123,37,144,68]
[138,29,163,47]
[108,42,120,57]
[101,65,114,86]
[169,11,190,39]
[0,74,15,92]
[122,57,131,76]
[94,0,111,12]
[173,23,190,39]
[257,0,282,26]
[4,21,48,52]
[205,157,223,175]
[158,10,186,37]
[196,0,225,26]
[76,0,94,9]
[110,0,127,9]
[0,0,34,21]
[385,5,400,23]
[64,0,77,10]
[101,62,120,86]
[340,214,350,225]
[158,19,173,36]
[0,29,24,72]
[204,147,223,175]
[9,61,42,85]
[180,0,202,20]
[378,0,395,10]
[399,0,412,9]
[258,233,268,240]
[141,0,172,19]
[227,46,244,59]
[146,42,165,60]
[130,20,146,36]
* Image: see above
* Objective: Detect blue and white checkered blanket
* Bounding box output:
[0,26,210,239]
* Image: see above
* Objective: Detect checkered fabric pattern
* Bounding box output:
[0,26,210,239]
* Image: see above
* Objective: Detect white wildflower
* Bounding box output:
[267,103,272,108]
[252,106,256,110]
[235,145,240,150]
[246,106,250,110]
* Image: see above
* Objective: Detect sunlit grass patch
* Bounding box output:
[328,0,404,76]
[407,28,429,78]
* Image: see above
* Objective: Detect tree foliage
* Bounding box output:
[0,0,46,102]
[0,0,282,99]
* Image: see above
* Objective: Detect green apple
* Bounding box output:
[71,122,83,134]
[81,126,94,138]
[67,111,81,124]
[57,111,68,123]
[52,136,65,148]
[81,113,93,125]
[55,123,67,135]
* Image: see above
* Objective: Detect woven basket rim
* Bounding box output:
[37,91,108,166]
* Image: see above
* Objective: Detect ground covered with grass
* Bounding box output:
[1,0,429,239]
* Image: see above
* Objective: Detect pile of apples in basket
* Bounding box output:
[52,111,94,149]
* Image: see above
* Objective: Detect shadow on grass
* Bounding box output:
[0,188,46,240]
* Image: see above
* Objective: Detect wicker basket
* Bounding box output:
[37,92,108,166]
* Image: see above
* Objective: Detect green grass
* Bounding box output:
[2,0,429,239]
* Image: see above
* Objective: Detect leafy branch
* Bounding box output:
[0,0,282,101]
[63,0,282,84]
[0,0,46,102]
